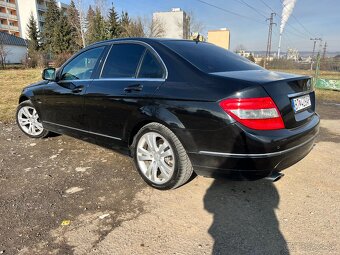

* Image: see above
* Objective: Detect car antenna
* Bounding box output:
[193,33,200,44]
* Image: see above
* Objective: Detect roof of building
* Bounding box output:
[0,32,27,47]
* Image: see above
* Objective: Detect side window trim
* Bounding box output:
[99,41,168,81]
[136,49,166,79]
[58,45,107,82]
[135,49,147,78]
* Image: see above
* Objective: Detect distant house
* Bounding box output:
[0,31,27,64]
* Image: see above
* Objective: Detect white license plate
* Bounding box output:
[292,94,311,113]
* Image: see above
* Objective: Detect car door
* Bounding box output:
[84,42,166,145]
[40,46,106,131]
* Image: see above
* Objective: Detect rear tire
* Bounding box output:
[132,122,193,190]
[16,100,49,139]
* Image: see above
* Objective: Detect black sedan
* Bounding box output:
[16,38,319,189]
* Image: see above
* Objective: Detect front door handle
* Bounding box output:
[72,85,84,93]
[124,84,143,93]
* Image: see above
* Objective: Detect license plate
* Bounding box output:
[291,94,311,113]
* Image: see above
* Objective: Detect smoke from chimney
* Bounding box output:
[277,0,297,58]
[280,0,297,34]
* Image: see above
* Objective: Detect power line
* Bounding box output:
[259,0,276,13]
[194,0,266,24]
[233,0,268,19]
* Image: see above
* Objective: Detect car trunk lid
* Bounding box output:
[211,70,315,129]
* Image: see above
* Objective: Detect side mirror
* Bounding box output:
[42,68,56,81]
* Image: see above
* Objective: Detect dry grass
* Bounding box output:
[0,68,339,123]
[268,69,340,80]
[0,69,41,123]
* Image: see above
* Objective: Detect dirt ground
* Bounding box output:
[0,101,339,255]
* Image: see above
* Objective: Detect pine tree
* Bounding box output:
[27,12,40,52]
[42,0,61,55]
[119,11,131,37]
[107,3,120,38]
[85,5,96,44]
[67,0,84,49]
[53,15,74,54]
[86,6,108,44]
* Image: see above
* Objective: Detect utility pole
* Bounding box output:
[264,12,276,69]
[310,38,322,70]
[322,41,327,59]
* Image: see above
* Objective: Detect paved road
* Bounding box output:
[0,102,339,255]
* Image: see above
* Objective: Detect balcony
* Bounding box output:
[8,24,18,31]
[0,23,9,29]
[8,14,17,20]
[0,1,16,9]
[0,12,7,18]
[37,4,46,11]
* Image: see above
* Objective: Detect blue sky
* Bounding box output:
[63,0,340,52]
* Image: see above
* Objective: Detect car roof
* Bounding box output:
[88,37,207,48]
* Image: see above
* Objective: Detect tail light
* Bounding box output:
[219,97,285,130]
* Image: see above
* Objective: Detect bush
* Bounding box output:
[53,52,73,68]
[23,51,48,68]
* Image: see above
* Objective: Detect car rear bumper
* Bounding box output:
[188,114,319,180]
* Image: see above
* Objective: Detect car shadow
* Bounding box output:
[204,178,289,255]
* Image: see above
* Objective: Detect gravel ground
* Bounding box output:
[0,102,339,255]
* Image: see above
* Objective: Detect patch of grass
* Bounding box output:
[0,68,41,123]
[315,89,340,102]
[268,69,340,80]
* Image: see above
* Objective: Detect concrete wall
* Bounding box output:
[3,44,27,63]
[153,10,189,39]
[208,30,230,50]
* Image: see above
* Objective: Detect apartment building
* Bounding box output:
[208,28,230,50]
[0,0,68,39]
[0,0,20,37]
[153,8,190,39]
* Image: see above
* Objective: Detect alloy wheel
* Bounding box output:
[17,106,44,136]
[136,132,175,184]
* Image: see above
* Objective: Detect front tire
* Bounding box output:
[132,122,193,190]
[16,100,49,138]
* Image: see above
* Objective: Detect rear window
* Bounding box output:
[160,41,262,73]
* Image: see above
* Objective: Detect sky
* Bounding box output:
[63,0,340,52]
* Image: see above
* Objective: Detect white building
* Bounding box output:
[236,50,253,58]
[0,0,68,39]
[286,48,300,61]
[153,8,189,39]
[0,31,27,64]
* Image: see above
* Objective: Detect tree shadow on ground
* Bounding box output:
[204,178,289,255]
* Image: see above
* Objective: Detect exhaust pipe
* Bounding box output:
[265,172,284,182]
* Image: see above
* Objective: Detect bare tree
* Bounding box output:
[234,44,247,52]
[144,16,165,38]
[177,11,204,39]
[75,0,86,47]
[0,38,11,69]
[187,11,205,36]
[94,0,108,17]
[121,17,145,38]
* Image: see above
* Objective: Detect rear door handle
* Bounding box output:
[72,85,84,93]
[124,84,143,92]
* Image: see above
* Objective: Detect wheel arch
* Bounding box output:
[126,107,197,153]
[19,95,29,104]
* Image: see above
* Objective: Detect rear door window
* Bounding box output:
[137,50,165,79]
[101,43,145,78]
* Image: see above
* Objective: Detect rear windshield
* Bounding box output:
[160,40,262,73]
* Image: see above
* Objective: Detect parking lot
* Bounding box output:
[0,101,339,255]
